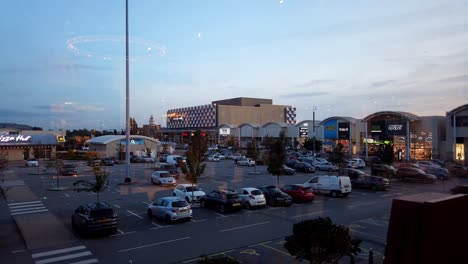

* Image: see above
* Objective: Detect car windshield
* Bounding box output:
[172,200,188,208]
[90,209,114,218]
[160,173,172,178]
[251,190,262,195]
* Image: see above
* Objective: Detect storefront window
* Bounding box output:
[456,144,465,161]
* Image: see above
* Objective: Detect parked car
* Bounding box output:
[143,156,155,163]
[282,164,296,175]
[130,155,144,163]
[304,175,352,198]
[147,197,192,223]
[280,184,315,203]
[151,170,176,186]
[395,167,437,183]
[237,158,256,166]
[293,162,315,173]
[207,155,220,162]
[398,163,422,169]
[448,164,468,177]
[236,187,266,209]
[256,185,292,207]
[71,202,118,235]
[351,175,390,191]
[166,155,186,166]
[371,164,397,178]
[25,158,39,167]
[311,159,338,171]
[426,167,449,180]
[450,185,468,194]
[87,158,102,166]
[285,159,300,168]
[155,162,180,179]
[343,168,367,180]
[200,190,243,213]
[59,164,78,176]
[350,158,366,169]
[173,184,206,203]
[101,157,115,166]
[416,161,441,171]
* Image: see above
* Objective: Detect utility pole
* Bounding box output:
[313,106,317,156]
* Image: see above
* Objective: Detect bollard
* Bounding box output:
[368,248,373,264]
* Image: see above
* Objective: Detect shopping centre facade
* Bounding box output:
[164,98,467,164]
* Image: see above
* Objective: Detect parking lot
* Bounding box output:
[2,159,467,264]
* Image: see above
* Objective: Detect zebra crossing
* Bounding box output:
[8,200,48,216]
[31,245,98,264]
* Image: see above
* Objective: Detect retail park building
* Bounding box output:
[0,98,467,164]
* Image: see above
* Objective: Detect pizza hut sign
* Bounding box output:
[0,134,32,143]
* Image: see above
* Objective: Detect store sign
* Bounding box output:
[338,123,350,139]
[171,116,184,121]
[0,134,32,144]
[120,139,145,145]
[219,128,231,135]
[299,127,308,137]
[323,120,337,139]
[371,124,382,133]
[386,122,406,135]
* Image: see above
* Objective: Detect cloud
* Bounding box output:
[0,67,42,75]
[54,63,115,71]
[370,80,396,89]
[295,79,334,88]
[0,109,49,118]
[436,75,468,83]
[35,103,106,114]
[282,91,330,98]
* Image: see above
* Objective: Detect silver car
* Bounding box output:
[147,197,192,223]
[151,170,176,186]
[236,187,266,209]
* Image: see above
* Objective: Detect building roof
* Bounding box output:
[447,104,468,115]
[320,116,359,125]
[262,121,289,128]
[238,123,261,128]
[361,111,420,122]
[87,135,158,145]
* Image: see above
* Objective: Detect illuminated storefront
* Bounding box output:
[446,104,468,164]
[0,132,59,161]
[320,117,359,155]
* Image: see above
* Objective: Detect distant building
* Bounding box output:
[141,115,161,138]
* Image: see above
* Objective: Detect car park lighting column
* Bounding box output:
[406,120,410,162]
[124,0,131,182]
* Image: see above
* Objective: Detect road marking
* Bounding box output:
[35,251,93,264]
[117,229,124,234]
[11,249,26,253]
[69,259,99,264]
[220,221,270,232]
[257,243,293,257]
[113,204,121,208]
[347,202,377,209]
[117,237,191,253]
[141,202,149,205]
[290,210,330,219]
[114,188,121,193]
[138,187,144,191]
[64,194,70,197]
[8,201,43,206]
[11,206,47,212]
[151,222,162,227]
[381,192,403,197]
[181,250,235,263]
[190,219,207,223]
[12,209,49,216]
[32,246,86,259]
[110,231,136,237]
[127,210,143,219]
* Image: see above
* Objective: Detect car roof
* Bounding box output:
[84,202,112,210]
[238,187,260,192]
[283,184,308,188]
[177,184,198,187]
[158,196,185,202]
[153,170,170,174]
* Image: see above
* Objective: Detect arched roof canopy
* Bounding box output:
[361,111,419,122]
[319,116,358,126]
[87,135,159,145]
[447,104,468,115]
[262,121,288,128]
[238,123,261,128]
[218,124,236,129]
[296,120,317,127]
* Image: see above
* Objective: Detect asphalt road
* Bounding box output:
[2,160,467,264]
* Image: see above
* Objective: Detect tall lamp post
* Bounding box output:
[124,0,131,183]
[312,106,317,155]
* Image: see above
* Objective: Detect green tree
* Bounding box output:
[226,136,238,152]
[267,131,287,187]
[246,139,261,173]
[328,143,347,175]
[73,166,110,203]
[47,159,65,190]
[178,130,208,203]
[284,217,361,264]
[303,137,323,153]
[116,143,124,161]
[377,142,394,165]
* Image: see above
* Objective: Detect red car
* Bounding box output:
[280,184,315,203]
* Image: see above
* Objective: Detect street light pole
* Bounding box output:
[313,106,317,156]
[124,0,131,183]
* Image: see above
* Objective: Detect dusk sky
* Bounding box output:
[1,0,467,130]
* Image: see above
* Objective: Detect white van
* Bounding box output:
[166,155,186,166]
[304,175,352,198]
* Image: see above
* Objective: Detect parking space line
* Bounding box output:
[290,210,330,219]
[257,242,293,257]
[127,210,143,219]
[220,221,270,232]
[110,231,136,237]
[347,202,377,209]
[117,237,191,253]
[181,250,235,263]
[190,219,207,223]
[381,192,403,197]
[214,212,227,218]
[117,229,124,234]
[141,202,149,205]
[113,205,121,208]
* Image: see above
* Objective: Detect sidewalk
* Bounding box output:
[1,169,76,250]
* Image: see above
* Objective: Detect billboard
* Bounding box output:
[338,122,350,139]
[323,120,337,139]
